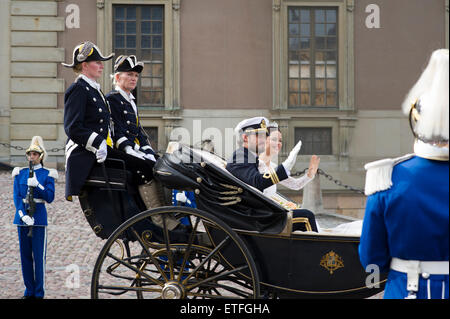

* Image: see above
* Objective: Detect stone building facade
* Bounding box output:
[0,0,448,216]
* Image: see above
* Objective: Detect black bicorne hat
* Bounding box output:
[114,55,144,73]
[62,41,114,68]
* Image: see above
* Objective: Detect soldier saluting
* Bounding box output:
[12,136,58,299]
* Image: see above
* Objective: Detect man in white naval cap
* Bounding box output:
[12,136,58,299]
[359,49,449,299]
[227,116,317,232]
[227,116,302,191]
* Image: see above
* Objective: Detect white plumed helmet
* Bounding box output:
[402,49,449,143]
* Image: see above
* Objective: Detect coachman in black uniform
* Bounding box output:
[62,42,155,203]
[106,55,157,160]
[106,55,172,224]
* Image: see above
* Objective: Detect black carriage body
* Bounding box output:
[77,160,138,239]
[207,225,385,298]
[153,144,386,298]
[78,159,165,240]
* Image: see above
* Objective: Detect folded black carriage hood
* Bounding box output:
[153,143,288,234]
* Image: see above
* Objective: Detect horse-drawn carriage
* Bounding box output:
[79,143,386,299]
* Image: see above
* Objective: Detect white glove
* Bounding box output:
[124,145,145,160]
[175,191,187,203]
[282,140,302,172]
[143,153,156,162]
[27,176,40,188]
[21,215,35,226]
[175,191,191,205]
[96,140,108,163]
[28,176,44,190]
[133,144,156,162]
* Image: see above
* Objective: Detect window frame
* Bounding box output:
[289,120,339,159]
[287,6,339,108]
[97,0,180,111]
[112,5,166,107]
[273,0,354,111]
[295,126,333,155]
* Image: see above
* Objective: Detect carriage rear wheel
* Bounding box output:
[91,207,260,299]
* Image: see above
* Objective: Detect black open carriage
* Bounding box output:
[79,143,386,299]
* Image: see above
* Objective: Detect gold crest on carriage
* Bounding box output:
[320,251,344,275]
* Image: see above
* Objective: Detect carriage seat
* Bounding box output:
[84,159,132,190]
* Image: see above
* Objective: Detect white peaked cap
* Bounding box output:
[234,116,269,136]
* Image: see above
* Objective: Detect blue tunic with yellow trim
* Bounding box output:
[359,156,449,299]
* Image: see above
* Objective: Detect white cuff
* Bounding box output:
[115,136,128,149]
[141,145,153,151]
[86,132,99,153]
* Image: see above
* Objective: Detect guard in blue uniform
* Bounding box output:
[12,136,58,299]
[359,49,449,299]
[226,117,317,232]
[62,42,155,202]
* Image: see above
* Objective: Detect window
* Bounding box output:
[288,7,338,107]
[272,0,354,111]
[113,5,165,107]
[295,127,332,155]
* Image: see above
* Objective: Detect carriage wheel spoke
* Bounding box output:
[98,284,162,294]
[186,264,248,291]
[178,216,201,282]
[162,214,175,280]
[191,276,253,298]
[106,252,163,287]
[208,280,253,298]
[130,227,169,282]
[182,236,231,285]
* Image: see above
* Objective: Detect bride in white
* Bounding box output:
[258,122,362,235]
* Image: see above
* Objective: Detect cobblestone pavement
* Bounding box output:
[0,170,383,299]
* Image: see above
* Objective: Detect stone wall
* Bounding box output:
[8,0,66,168]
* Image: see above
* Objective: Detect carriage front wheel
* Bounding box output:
[91,206,260,299]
